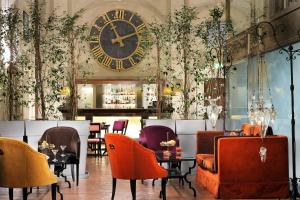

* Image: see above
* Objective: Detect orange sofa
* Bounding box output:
[196,131,289,199]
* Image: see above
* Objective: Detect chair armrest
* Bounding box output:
[138,132,147,147]
[26,148,57,187]
[134,143,168,180]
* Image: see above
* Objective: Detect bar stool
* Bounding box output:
[117,119,129,135]
[87,123,102,157]
[112,120,126,134]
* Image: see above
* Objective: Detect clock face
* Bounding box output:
[89,9,148,71]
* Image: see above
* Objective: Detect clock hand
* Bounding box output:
[111,32,137,46]
[109,22,124,47]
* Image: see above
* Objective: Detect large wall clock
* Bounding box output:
[89,9,148,71]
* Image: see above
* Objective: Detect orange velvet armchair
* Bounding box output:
[105,134,168,200]
[0,137,58,200]
[196,132,289,199]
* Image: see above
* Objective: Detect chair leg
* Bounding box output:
[76,163,79,186]
[161,178,167,200]
[71,164,75,182]
[98,141,101,157]
[152,178,157,186]
[130,179,136,200]
[8,188,13,200]
[51,183,57,200]
[112,178,116,200]
[22,188,27,200]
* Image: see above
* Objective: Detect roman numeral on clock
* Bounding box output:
[115,9,125,20]
[89,36,99,44]
[102,13,111,23]
[116,60,123,70]
[102,56,112,66]
[129,13,134,22]
[129,57,136,66]
[93,24,102,31]
[135,47,144,58]
[136,23,146,33]
[92,47,104,57]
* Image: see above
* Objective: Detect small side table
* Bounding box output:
[156,152,197,197]
[48,154,75,199]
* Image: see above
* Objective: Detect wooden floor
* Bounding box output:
[0,155,288,200]
[0,156,215,200]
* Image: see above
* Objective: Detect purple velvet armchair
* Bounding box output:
[139,125,179,152]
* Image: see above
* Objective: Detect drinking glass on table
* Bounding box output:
[60,145,67,157]
[52,149,59,162]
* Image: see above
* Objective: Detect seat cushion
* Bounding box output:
[196,154,215,173]
[196,154,212,164]
[88,138,101,143]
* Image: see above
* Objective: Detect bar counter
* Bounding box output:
[60,108,157,120]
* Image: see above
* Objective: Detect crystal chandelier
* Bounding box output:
[248,55,277,162]
[248,55,276,128]
[206,96,222,128]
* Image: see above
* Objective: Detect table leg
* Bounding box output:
[56,184,63,200]
[183,160,197,197]
[61,173,71,188]
[55,165,71,188]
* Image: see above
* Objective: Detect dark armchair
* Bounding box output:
[139,125,179,152]
[38,126,80,186]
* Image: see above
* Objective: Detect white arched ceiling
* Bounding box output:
[68,0,168,24]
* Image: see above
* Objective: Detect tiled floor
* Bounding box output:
[0,156,214,200]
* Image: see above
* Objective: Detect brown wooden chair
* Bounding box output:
[39,126,80,186]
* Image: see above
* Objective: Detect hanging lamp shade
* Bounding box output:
[163,86,172,95]
[60,86,70,96]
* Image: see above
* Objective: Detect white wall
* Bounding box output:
[0,120,90,179]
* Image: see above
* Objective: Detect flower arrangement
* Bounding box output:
[39,140,55,150]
